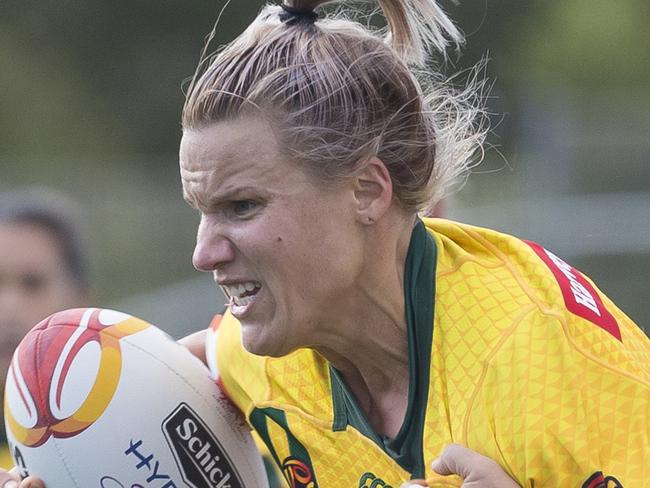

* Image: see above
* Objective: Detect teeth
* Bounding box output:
[232,294,255,307]
[223,282,260,300]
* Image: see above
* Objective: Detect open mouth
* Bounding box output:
[222,281,262,307]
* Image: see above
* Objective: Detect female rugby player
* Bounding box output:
[2,0,648,486]
[177,0,649,485]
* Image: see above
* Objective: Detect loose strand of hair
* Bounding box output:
[378,0,464,65]
[184,0,233,102]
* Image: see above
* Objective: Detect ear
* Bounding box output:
[352,157,393,225]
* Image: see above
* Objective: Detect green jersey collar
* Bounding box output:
[330,219,437,477]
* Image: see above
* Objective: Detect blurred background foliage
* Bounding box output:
[1,0,648,335]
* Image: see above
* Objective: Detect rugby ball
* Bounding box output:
[4,308,268,488]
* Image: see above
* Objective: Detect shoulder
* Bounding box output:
[424,217,561,301]
[424,217,562,279]
[425,219,650,483]
[473,305,650,485]
[212,312,335,420]
[425,218,650,379]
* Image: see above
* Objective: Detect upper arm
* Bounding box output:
[471,310,650,486]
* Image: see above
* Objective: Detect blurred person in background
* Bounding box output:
[0,189,90,468]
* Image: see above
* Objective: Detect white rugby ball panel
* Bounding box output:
[50,338,101,420]
[5,353,39,429]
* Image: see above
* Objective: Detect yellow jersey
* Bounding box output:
[213,218,650,487]
[0,444,11,469]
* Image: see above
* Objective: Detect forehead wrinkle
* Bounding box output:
[181,156,280,212]
[180,117,303,209]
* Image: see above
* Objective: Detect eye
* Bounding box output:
[21,273,47,294]
[231,200,259,217]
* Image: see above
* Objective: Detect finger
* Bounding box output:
[400,481,428,488]
[0,471,20,487]
[20,477,45,488]
[178,329,208,364]
[431,443,481,478]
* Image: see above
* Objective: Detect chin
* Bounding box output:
[241,328,291,358]
[240,329,272,357]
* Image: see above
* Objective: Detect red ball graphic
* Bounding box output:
[4,308,149,447]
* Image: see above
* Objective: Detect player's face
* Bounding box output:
[180,117,363,357]
[0,223,82,375]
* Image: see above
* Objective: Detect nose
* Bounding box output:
[192,214,236,272]
[0,283,25,316]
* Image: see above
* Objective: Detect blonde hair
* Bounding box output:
[183,0,487,214]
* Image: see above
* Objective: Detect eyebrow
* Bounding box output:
[183,186,263,212]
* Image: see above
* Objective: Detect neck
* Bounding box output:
[321,344,409,438]
[313,212,417,437]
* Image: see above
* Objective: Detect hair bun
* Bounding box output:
[279,3,319,25]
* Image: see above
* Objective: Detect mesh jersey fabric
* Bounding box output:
[213,218,650,487]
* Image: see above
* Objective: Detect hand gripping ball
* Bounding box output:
[3,308,268,488]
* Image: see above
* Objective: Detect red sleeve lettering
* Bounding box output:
[525,241,621,341]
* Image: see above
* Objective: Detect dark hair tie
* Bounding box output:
[279,3,319,26]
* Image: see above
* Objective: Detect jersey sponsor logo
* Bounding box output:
[281,456,316,488]
[162,403,244,488]
[358,472,394,488]
[525,241,621,341]
[249,407,319,488]
[582,471,623,488]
